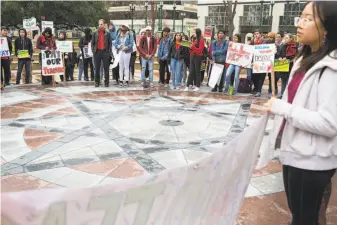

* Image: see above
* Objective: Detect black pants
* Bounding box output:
[1,59,11,85]
[83,57,94,81]
[187,55,202,88]
[112,63,119,83]
[16,59,31,84]
[130,53,136,79]
[252,73,266,93]
[159,60,170,84]
[94,50,110,85]
[283,165,336,225]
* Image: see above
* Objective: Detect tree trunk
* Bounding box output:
[151,0,155,32]
[226,0,238,38]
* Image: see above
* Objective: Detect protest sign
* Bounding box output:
[83,43,93,59]
[1,114,268,225]
[204,27,212,39]
[226,42,254,68]
[41,21,54,32]
[253,44,276,73]
[111,45,120,69]
[274,59,290,72]
[0,37,10,57]
[41,50,64,76]
[56,41,73,53]
[181,41,192,48]
[23,17,39,31]
[208,63,224,88]
[18,50,30,59]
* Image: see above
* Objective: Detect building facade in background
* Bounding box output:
[198,0,304,38]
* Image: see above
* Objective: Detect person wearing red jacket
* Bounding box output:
[138,26,157,88]
[184,28,205,92]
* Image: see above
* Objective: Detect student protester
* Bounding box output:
[265,32,279,97]
[1,26,13,87]
[58,31,77,81]
[78,28,94,81]
[113,24,134,87]
[158,27,172,87]
[180,34,190,86]
[91,19,112,87]
[36,27,56,85]
[77,53,84,81]
[265,2,337,225]
[184,28,205,92]
[14,28,33,85]
[129,29,137,80]
[138,26,157,87]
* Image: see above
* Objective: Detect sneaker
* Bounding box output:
[171,86,176,90]
[140,82,144,86]
[181,83,185,87]
[150,83,154,88]
[112,80,117,85]
[211,88,217,92]
[218,89,223,93]
[176,86,180,90]
[268,93,272,98]
[192,85,196,89]
[193,87,200,92]
[105,83,109,87]
[164,84,168,88]
[124,81,129,87]
[119,82,123,87]
[255,92,261,97]
[184,87,189,92]
[95,83,99,87]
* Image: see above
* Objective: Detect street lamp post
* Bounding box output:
[129,3,136,30]
[259,0,264,30]
[270,0,275,31]
[145,1,149,27]
[159,1,163,31]
[180,12,186,33]
[173,1,176,32]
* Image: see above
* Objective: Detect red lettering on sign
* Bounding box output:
[42,67,64,75]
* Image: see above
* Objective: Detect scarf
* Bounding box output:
[286,41,297,58]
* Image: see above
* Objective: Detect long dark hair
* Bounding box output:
[84,28,92,42]
[194,28,202,48]
[295,1,337,74]
[234,34,242,43]
[173,33,182,43]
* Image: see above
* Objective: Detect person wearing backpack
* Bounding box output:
[158,27,172,87]
[210,30,229,93]
[113,24,134,87]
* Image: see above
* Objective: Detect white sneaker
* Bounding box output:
[192,85,196,89]
[150,83,154,88]
[171,86,176,90]
[193,87,200,92]
[164,84,168,88]
[181,83,185,87]
[184,87,189,92]
[176,86,180,90]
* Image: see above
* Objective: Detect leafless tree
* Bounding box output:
[224,0,238,38]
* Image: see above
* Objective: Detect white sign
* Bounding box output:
[226,42,254,68]
[41,50,64,76]
[1,115,268,225]
[252,44,276,73]
[23,17,39,31]
[0,37,10,57]
[83,43,93,59]
[111,45,120,69]
[56,40,73,53]
[41,21,54,32]
[208,63,224,88]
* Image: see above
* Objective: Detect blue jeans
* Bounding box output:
[225,64,241,92]
[78,62,84,81]
[141,58,154,83]
[170,58,183,88]
[246,68,252,81]
[180,61,187,84]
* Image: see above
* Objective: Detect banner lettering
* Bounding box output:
[41,50,64,76]
[225,42,254,68]
[0,37,10,57]
[274,59,290,72]
[56,41,73,53]
[253,44,276,73]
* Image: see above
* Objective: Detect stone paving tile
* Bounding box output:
[23,129,64,150]
[107,158,148,178]
[1,174,51,192]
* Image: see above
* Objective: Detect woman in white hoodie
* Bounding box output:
[265,2,337,224]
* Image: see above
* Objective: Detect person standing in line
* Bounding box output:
[14,28,33,85]
[77,53,84,81]
[180,34,190,86]
[112,28,121,85]
[129,29,137,80]
[138,26,157,88]
[168,32,189,89]
[91,19,112,87]
[113,24,134,87]
[58,31,76,81]
[1,26,13,87]
[210,30,229,93]
[36,27,56,85]
[265,2,337,225]
[78,28,94,81]
[184,28,205,92]
[158,27,172,87]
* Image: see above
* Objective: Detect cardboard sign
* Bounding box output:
[204,27,212,39]
[23,17,39,31]
[274,59,290,72]
[56,41,73,53]
[1,115,268,225]
[180,41,192,48]
[208,63,224,88]
[0,37,10,57]
[18,50,30,59]
[253,44,276,73]
[41,50,64,76]
[41,21,54,32]
[225,42,254,68]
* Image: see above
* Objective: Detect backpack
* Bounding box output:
[202,47,208,59]
[238,78,252,93]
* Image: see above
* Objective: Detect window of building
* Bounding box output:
[205,5,229,32]
[279,3,305,26]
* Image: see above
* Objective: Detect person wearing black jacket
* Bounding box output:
[15,28,33,84]
[78,28,94,81]
[58,31,77,81]
[1,26,13,87]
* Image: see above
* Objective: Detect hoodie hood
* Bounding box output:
[18,28,27,38]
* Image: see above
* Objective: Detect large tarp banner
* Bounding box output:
[1,116,268,225]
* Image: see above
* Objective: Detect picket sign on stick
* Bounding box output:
[270,60,276,97]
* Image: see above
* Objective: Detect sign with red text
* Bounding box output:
[0,37,10,57]
[226,42,254,68]
[204,27,212,39]
[1,115,268,225]
[41,50,64,76]
[253,44,276,73]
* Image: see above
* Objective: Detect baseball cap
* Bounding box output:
[145,26,152,31]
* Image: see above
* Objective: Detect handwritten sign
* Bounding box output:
[253,44,276,73]
[23,17,39,31]
[18,50,30,59]
[56,41,73,53]
[41,50,64,76]
[83,43,93,59]
[1,115,268,225]
[204,26,212,39]
[181,41,192,48]
[0,37,10,57]
[41,21,54,32]
[274,59,290,72]
[226,42,254,68]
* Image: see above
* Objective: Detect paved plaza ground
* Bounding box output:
[1,71,336,225]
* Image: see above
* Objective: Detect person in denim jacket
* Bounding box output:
[158,27,172,87]
[211,30,229,92]
[113,24,134,87]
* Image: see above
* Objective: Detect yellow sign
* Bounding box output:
[274,59,290,72]
[181,41,192,48]
[18,50,30,59]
